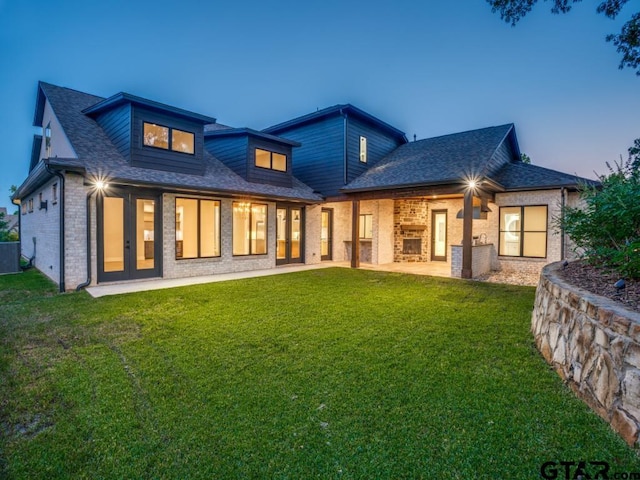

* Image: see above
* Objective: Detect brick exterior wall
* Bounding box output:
[304,204,322,265]
[19,176,63,286]
[64,173,89,289]
[162,195,277,279]
[493,189,566,276]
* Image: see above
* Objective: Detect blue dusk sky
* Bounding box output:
[0,0,638,211]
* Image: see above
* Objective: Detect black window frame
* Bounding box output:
[498,205,548,258]
[175,197,221,260]
[143,122,195,156]
[232,201,268,256]
[359,213,373,239]
[254,148,287,172]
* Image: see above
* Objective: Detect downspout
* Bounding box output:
[560,187,566,260]
[44,163,65,292]
[75,189,93,291]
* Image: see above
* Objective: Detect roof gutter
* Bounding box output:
[44,161,65,292]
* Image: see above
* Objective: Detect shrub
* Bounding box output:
[559,140,640,279]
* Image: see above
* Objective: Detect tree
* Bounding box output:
[558,139,640,278]
[520,153,532,164]
[0,210,18,242]
[487,0,640,76]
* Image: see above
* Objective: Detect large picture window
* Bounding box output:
[233,202,267,255]
[499,205,547,258]
[144,122,194,154]
[175,198,221,259]
[255,148,287,172]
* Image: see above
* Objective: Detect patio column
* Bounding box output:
[461,189,473,279]
[351,199,360,268]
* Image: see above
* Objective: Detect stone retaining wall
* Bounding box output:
[532,262,640,447]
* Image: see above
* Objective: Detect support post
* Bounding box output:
[461,190,473,279]
[351,199,360,268]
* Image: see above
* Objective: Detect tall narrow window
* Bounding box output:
[52,183,58,204]
[359,136,367,163]
[175,198,221,259]
[233,202,267,255]
[359,214,373,239]
[499,205,547,258]
[44,123,52,157]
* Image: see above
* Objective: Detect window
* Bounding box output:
[255,148,286,172]
[359,214,373,239]
[44,123,52,157]
[175,198,221,259]
[499,205,548,258]
[52,183,58,204]
[359,136,367,163]
[21,203,27,215]
[233,202,267,255]
[143,122,194,154]
[28,198,33,213]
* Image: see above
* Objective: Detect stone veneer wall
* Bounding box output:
[532,261,640,447]
[394,199,430,262]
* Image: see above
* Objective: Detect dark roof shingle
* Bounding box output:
[36,83,321,202]
[343,124,515,192]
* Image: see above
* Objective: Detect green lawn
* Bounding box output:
[1,268,639,479]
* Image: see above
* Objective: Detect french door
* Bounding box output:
[276,205,303,265]
[98,189,162,282]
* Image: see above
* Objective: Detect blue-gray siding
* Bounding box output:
[131,107,205,175]
[268,115,345,197]
[204,135,248,178]
[30,135,42,171]
[247,138,293,188]
[346,116,404,183]
[95,103,132,161]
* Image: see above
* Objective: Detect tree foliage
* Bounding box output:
[559,140,640,278]
[488,0,640,75]
[0,210,18,242]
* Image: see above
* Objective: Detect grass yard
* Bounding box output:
[1,268,639,479]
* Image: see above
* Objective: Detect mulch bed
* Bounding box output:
[558,260,640,314]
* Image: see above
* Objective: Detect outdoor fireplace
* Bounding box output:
[403,239,422,255]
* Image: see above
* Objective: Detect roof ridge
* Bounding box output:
[39,81,105,102]
[416,123,514,143]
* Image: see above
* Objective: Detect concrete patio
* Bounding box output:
[85,260,455,298]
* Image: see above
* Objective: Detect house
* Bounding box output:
[12,82,594,291]
[0,207,19,236]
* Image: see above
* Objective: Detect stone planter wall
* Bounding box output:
[532,262,640,447]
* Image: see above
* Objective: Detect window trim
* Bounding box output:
[232,202,268,256]
[254,148,287,172]
[175,197,221,260]
[498,205,548,258]
[359,213,373,239]
[143,122,195,155]
[359,136,367,163]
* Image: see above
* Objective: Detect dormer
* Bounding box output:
[204,128,300,188]
[83,93,216,176]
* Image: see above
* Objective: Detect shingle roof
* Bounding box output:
[33,83,321,202]
[492,162,599,190]
[343,124,516,192]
